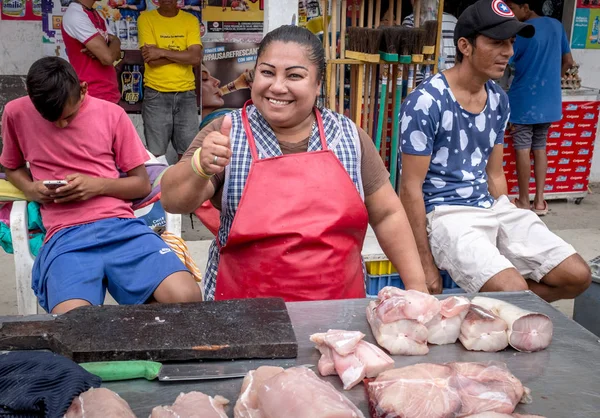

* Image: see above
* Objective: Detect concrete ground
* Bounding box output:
[1,183,599,317]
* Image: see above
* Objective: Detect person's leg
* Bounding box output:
[31,223,107,314]
[152,271,203,303]
[479,267,529,293]
[531,123,551,212]
[172,90,200,160]
[142,87,174,157]
[527,254,591,301]
[496,196,590,302]
[511,124,534,209]
[104,219,203,305]
[52,300,92,314]
[426,204,517,294]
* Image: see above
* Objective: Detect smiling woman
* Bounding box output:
[160,25,428,302]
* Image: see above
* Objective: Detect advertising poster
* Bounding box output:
[42,0,203,112]
[578,0,600,7]
[1,0,42,20]
[201,41,258,116]
[572,7,600,49]
[504,102,599,195]
[201,0,263,35]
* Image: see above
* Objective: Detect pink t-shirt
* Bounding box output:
[0,95,149,240]
[62,2,120,103]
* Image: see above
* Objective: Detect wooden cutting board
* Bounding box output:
[0,298,298,363]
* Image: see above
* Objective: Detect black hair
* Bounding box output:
[507,0,544,15]
[26,57,81,122]
[256,25,326,83]
[455,34,479,63]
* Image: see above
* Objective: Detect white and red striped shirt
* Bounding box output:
[62,2,120,103]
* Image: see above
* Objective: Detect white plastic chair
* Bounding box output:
[9,153,182,315]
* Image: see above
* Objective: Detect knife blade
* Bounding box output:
[80,359,314,382]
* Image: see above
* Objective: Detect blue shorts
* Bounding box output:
[32,218,189,312]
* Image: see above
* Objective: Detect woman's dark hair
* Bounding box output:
[26,57,81,122]
[256,25,326,83]
[455,34,479,63]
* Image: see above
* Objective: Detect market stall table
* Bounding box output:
[2,291,600,417]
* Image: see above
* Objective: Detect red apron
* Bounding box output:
[214,101,368,301]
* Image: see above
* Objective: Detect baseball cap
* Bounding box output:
[454,0,535,45]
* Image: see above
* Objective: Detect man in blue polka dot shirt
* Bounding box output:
[399,0,591,301]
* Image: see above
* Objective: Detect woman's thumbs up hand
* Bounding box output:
[200,115,233,175]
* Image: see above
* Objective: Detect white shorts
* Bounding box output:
[426,195,577,293]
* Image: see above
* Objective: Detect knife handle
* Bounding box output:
[80,361,161,381]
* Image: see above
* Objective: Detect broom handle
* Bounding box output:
[375,66,388,151]
[375,0,381,27]
[414,0,421,27]
[390,65,403,189]
[434,0,445,74]
[359,0,365,27]
[396,0,402,25]
[339,0,347,114]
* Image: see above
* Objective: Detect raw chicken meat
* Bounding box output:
[471,297,553,352]
[310,329,394,389]
[375,287,441,324]
[64,388,135,418]
[367,362,532,418]
[368,364,462,418]
[450,362,529,416]
[354,340,395,378]
[150,392,229,418]
[427,296,471,345]
[459,305,509,352]
[310,330,365,356]
[234,366,364,418]
[367,299,429,355]
[234,366,285,418]
[367,287,441,355]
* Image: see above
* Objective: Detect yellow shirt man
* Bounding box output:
[138,9,202,92]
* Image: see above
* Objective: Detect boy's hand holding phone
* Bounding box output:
[52,173,104,203]
[25,181,57,204]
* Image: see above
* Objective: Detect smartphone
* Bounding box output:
[43,180,68,190]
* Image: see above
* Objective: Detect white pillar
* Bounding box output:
[263,0,299,35]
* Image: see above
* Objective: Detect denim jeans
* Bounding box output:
[142,87,199,156]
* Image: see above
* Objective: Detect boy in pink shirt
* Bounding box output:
[0,57,202,313]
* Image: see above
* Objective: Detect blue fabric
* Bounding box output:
[203,105,364,300]
[0,351,101,418]
[32,218,188,312]
[400,73,510,213]
[200,108,235,130]
[508,17,570,124]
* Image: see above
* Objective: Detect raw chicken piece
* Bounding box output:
[427,296,471,345]
[450,362,529,416]
[354,340,395,378]
[64,388,135,418]
[234,366,284,418]
[367,300,429,355]
[368,364,462,418]
[471,297,553,352]
[310,330,365,356]
[331,349,366,390]
[256,366,364,418]
[459,305,509,352]
[367,362,532,418]
[150,392,229,418]
[315,344,337,376]
[375,287,441,324]
[310,329,394,389]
